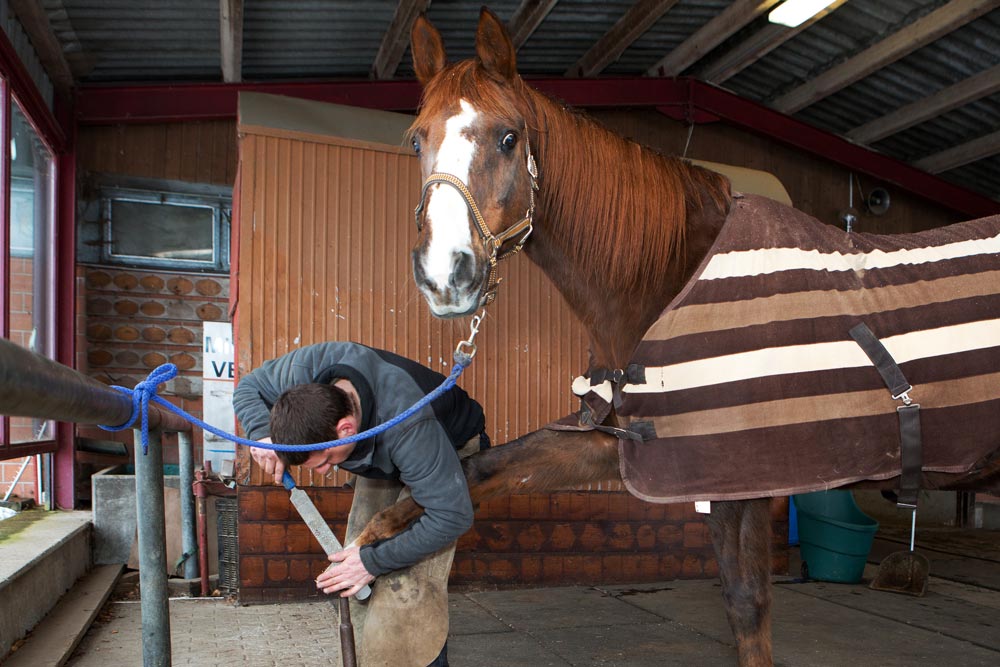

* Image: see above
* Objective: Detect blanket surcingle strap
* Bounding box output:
[849,322,922,509]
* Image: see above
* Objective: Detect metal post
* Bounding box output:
[178,431,198,581]
[134,427,171,667]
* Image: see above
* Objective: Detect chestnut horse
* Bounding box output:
[355,8,1000,666]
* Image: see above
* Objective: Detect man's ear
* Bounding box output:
[411,14,447,85]
[335,416,357,439]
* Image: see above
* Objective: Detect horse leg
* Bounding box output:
[706,498,773,667]
[353,428,619,545]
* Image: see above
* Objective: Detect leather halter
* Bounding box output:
[414,135,539,307]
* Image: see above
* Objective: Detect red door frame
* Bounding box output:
[0,28,74,507]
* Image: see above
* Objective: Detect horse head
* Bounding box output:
[409,8,538,318]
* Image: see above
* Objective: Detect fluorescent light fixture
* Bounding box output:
[768,0,839,28]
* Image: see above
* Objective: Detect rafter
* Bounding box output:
[509,0,559,50]
[8,0,75,98]
[914,128,1000,174]
[773,0,995,114]
[219,0,243,83]
[371,0,432,80]
[567,0,679,78]
[698,0,847,84]
[847,64,1000,144]
[647,0,781,78]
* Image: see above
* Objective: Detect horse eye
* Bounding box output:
[412,138,421,155]
[500,131,517,152]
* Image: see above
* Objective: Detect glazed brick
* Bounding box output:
[288,558,315,583]
[605,493,630,520]
[508,494,532,519]
[520,555,543,583]
[285,522,315,554]
[529,494,550,519]
[264,489,291,520]
[682,522,709,549]
[479,522,514,551]
[548,523,577,550]
[241,555,265,588]
[266,557,290,583]
[262,524,287,553]
[456,526,481,551]
[240,489,265,520]
[659,554,681,580]
[681,555,704,578]
[577,523,605,551]
[488,558,517,583]
[542,555,563,581]
[581,555,602,580]
[656,524,683,547]
[240,523,263,554]
[635,524,657,550]
[607,523,634,550]
[515,524,545,551]
[586,493,609,517]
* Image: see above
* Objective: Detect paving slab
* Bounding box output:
[466,586,662,631]
[539,621,736,666]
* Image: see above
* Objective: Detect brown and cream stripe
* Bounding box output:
[616,194,1000,504]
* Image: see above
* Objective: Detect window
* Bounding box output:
[6,100,55,445]
[100,184,231,272]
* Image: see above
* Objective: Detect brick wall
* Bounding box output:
[75,265,229,467]
[238,485,788,604]
[0,256,40,500]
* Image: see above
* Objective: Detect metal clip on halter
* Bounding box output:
[455,310,486,361]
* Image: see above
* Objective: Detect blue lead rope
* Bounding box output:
[100,350,474,455]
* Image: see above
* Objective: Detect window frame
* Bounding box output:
[99,184,231,273]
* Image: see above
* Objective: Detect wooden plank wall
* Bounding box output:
[234,127,593,488]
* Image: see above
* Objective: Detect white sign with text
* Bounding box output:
[202,321,235,474]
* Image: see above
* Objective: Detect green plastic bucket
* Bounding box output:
[792,491,879,584]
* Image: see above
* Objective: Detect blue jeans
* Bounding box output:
[427,641,448,667]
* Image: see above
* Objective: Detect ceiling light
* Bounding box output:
[768,0,839,28]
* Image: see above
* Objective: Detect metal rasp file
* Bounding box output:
[282,471,372,601]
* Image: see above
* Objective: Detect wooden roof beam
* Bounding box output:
[773,0,995,114]
[847,64,1000,144]
[698,0,847,84]
[914,128,1000,174]
[219,0,243,83]
[508,0,559,50]
[371,0,432,80]
[8,0,75,99]
[567,0,680,78]
[647,0,781,78]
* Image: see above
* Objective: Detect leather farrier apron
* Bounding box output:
[342,435,481,667]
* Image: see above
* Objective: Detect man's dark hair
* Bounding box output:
[269,383,354,466]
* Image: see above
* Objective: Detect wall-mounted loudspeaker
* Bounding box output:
[867,188,890,216]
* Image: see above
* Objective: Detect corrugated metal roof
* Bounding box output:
[9,1,1000,201]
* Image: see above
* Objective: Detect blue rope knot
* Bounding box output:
[99,363,179,453]
[97,350,475,457]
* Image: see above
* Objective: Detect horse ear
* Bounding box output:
[411,14,447,85]
[475,7,517,82]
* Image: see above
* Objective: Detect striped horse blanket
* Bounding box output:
[590,194,1000,503]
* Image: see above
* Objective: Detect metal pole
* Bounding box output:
[178,431,199,580]
[134,427,171,667]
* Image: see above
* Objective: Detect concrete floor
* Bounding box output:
[63,531,1000,667]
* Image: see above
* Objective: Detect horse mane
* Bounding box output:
[409,61,733,291]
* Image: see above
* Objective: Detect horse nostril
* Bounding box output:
[412,251,438,293]
[451,251,476,288]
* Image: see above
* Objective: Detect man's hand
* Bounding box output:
[249,438,284,484]
[317,546,375,598]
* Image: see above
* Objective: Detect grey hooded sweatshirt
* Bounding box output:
[233,342,485,576]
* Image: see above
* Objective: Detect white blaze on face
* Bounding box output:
[423,99,479,289]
